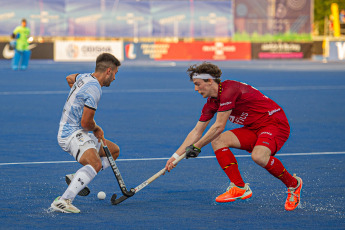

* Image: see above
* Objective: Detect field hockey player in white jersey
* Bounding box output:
[50,53,121,213]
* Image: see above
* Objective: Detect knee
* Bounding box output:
[91,160,102,172]
[85,157,102,172]
[211,134,228,150]
[251,152,261,165]
[211,131,241,150]
[251,150,269,167]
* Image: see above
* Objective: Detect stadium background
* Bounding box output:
[1,1,345,228]
[1,0,343,62]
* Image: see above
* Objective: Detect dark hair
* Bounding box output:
[21,19,27,23]
[95,53,121,72]
[187,62,222,84]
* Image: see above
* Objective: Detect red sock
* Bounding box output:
[264,156,297,188]
[215,147,245,187]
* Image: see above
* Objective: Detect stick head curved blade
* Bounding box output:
[111,193,117,203]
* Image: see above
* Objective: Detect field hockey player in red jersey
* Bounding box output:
[165,62,302,211]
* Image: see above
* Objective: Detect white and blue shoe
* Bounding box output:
[50,196,80,213]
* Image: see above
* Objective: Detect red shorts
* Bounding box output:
[230,118,290,155]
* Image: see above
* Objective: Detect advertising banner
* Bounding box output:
[124,41,251,61]
[234,0,312,35]
[328,41,345,61]
[54,41,123,62]
[0,42,53,60]
[251,42,312,59]
[124,42,155,61]
[157,41,251,60]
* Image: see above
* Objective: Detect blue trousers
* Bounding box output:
[12,50,31,70]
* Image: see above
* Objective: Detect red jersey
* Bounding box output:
[199,80,286,130]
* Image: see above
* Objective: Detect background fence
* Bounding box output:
[0,0,312,40]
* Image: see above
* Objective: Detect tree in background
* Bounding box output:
[314,0,345,35]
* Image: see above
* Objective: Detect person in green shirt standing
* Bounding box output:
[12,19,31,70]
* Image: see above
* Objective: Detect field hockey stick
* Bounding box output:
[100,140,135,198]
[111,152,186,205]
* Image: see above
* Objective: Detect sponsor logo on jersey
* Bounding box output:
[229,115,235,122]
[76,133,84,142]
[77,79,84,87]
[220,101,232,107]
[268,108,281,116]
[270,158,275,166]
[260,132,273,136]
[228,112,248,125]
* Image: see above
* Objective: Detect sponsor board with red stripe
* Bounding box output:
[154,41,251,60]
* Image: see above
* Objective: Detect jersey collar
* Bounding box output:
[215,82,222,99]
[210,82,222,100]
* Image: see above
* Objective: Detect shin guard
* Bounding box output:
[264,156,297,188]
[215,147,245,187]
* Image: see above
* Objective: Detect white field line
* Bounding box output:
[1,85,345,96]
[0,151,344,166]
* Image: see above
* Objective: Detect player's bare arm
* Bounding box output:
[81,106,97,131]
[194,110,232,149]
[81,106,105,143]
[66,73,79,88]
[165,120,210,172]
[176,120,210,154]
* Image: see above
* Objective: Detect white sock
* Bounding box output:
[61,164,97,201]
[101,157,110,171]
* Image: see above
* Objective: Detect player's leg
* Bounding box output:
[65,172,91,196]
[52,149,100,213]
[98,140,120,171]
[211,128,256,203]
[88,134,120,171]
[252,128,297,187]
[252,127,302,211]
[65,146,102,196]
[64,132,104,197]
[212,130,245,187]
[20,50,31,70]
[52,131,101,213]
[51,149,99,213]
[11,50,21,70]
[64,137,119,197]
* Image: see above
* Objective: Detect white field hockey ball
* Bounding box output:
[97,191,106,200]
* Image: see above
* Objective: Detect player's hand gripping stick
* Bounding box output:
[185,144,201,159]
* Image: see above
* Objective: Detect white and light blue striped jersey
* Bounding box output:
[58,73,102,139]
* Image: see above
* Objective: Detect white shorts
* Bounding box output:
[58,129,101,162]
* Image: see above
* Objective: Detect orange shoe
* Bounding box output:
[215,183,252,203]
[285,174,303,211]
